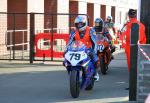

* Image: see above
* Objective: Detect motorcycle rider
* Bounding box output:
[94,18,111,39]
[94,18,115,59]
[104,16,116,40]
[66,15,99,81]
[104,16,116,55]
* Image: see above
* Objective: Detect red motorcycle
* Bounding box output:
[96,34,112,75]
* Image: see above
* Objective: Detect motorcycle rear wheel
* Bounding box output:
[100,57,107,75]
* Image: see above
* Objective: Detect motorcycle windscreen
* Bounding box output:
[68,41,86,51]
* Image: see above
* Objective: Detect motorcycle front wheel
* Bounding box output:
[70,70,80,98]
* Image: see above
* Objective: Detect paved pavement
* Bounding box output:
[0,49,132,103]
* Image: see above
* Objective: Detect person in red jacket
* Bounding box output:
[124,9,146,71]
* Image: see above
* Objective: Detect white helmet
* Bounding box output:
[74,15,88,32]
[107,16,113,22]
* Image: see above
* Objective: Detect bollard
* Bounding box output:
[129,23,139,101]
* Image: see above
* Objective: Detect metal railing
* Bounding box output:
[0,12,87,62]
[137,44,150,103]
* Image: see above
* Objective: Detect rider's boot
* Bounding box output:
[94,62,100,82]
[94,72,99,82]
[111,45,116,53]
[110,45,116,60]
[111,54,114,60]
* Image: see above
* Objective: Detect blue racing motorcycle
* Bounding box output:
[63,41,95,98]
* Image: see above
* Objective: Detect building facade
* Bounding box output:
[0,0,138,29]
[0,0,138,57]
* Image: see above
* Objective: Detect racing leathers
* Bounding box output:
[66,26,98,66]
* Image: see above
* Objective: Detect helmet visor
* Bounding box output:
[95,22,100,26]
[75,22,85,29]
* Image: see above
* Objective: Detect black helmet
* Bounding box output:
[128,9,137,18]
[94,18,104,32]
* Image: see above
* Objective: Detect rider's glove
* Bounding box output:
[87,50,91,56]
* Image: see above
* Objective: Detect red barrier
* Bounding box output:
[34,33,69,58]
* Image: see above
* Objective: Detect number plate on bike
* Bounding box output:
[65,51,87,66]
[97,45,104,52]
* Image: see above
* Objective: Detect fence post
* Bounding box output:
[129,23,139,101]
[51,14,54,61]
[30,13,35,63]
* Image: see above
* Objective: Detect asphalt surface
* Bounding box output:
[0,49,130,103]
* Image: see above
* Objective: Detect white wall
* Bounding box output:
[27,0,44,34]
[106,5,111,19]
[78,1,87,14]
[116,7,128,29]
[0,0,7,12]
[137,0,141,20]
[94,3,100,21]
[28,0,44,33]
[0,0,7,55]
[128,0,138,9]
[27,0,44,50]
[28,0,44,13]
[57,0,69,33]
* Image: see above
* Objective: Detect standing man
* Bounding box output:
[123,9,146,71]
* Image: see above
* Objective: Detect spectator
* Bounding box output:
[123,9,146,71]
